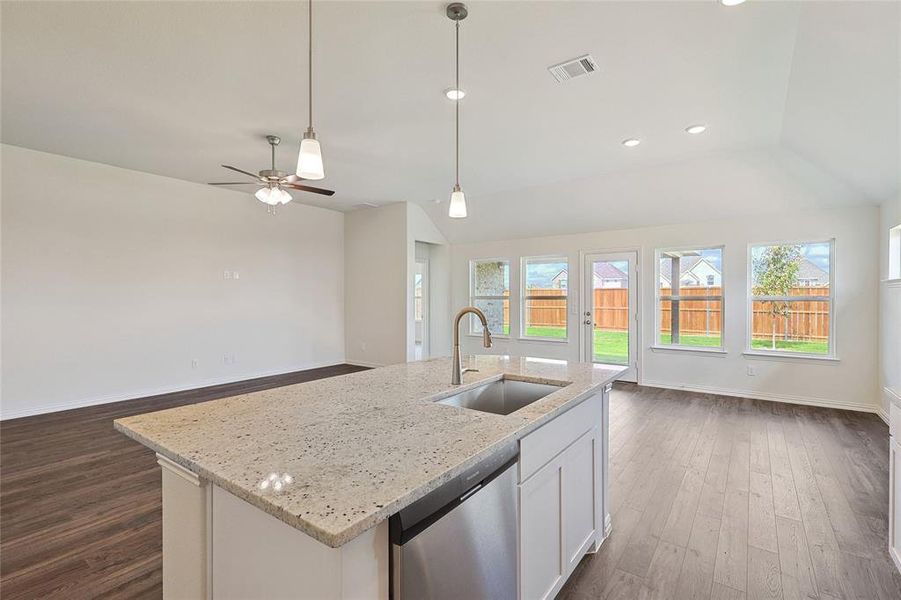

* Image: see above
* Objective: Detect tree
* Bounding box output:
[752,245,802,349]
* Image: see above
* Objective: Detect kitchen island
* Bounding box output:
[115,355,625,599]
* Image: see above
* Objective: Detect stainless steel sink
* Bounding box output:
[436,378,565,416]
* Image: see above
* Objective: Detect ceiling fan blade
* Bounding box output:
[282,183,336,196]
[221,164,264,180]
[207,182,263,186]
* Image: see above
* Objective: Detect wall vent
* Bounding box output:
[548,54,598,83]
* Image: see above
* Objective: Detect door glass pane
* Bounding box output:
[592,260,629,364]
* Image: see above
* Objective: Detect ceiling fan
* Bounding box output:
[208,135,335,207]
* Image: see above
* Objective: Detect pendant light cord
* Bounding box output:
[308,0,313,129]
[455,19,460,187]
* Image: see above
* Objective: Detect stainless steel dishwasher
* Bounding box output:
[389,442,518,600]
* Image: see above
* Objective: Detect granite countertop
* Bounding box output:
[114,355,625,547]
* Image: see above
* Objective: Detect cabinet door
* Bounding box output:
[520,457,564,600]
[563,428,598,572]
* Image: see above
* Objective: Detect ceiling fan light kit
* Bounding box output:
[296,0,326,181]
[447,2,468,219]
[206,133,335,210]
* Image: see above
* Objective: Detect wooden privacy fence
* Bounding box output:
[516,287,829,342]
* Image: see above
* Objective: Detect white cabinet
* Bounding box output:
[519,455,564,600]
[563,429,598,572]
[518,388,609,600]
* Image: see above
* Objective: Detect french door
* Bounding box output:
[582,252,638,382]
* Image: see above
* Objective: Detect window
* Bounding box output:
[470,259,510,336]
[749,241,833,356]
[522,257,568,340]
[656,247,724,349]
[890,224,901,280]
[414,273,423,321]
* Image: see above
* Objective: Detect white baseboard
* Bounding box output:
[0,359,348,421]
[640,379,882,416]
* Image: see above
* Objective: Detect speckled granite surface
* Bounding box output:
[114,355,625,547]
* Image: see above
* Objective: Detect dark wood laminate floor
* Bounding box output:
[560,384,901,600]
[0,364,368,600]
[2,378,898,599]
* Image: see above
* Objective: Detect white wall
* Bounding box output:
[344,203,407,367]
[1,145,346,420]
[880,195,901,416]
[454,206,881,413]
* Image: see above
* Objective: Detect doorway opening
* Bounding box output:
[414,259,429,360]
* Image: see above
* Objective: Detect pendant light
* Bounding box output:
[296,0,325,180]
[447,3,468,219]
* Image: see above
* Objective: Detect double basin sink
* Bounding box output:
[436,377,565,416]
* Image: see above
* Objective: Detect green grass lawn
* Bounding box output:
[524,326,828,358]
[750,338,828,354]
[524,326,568,339]
[525,326,629,364]
[658,333,722,347]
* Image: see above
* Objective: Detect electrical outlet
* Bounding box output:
[360,341,367,352]
[746,365,756,376]
[191,359,199,369]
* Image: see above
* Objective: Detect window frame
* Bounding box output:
[469,258,511,337]
[888,224,901,283]
[745,238,835,360]
[520,255,569,342]
[653,245,726,353]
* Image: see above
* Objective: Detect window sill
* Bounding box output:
[883,278,901,288]
[742,351,839,363]
[650,345,726,356]
[516,336,569,344]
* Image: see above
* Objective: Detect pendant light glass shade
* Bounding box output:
[296,134,324,180]
[448,186,467,218]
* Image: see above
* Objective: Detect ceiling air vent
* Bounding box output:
[548,54,598,83]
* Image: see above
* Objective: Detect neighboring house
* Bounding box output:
[659,256,722,288]
[796,258,829,287]
[551,262,628,289]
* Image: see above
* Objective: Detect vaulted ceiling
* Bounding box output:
[2,1,898,242]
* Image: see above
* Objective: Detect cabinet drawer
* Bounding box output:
[519,393,601,483]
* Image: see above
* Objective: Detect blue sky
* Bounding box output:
[523,242,828,288]
[752,242,830,270]
[526,260,567,288]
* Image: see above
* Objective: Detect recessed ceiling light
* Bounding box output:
[685,124,707,134]
[445,88,465,100]
[720,0,746,5]
[622,138,641,148]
